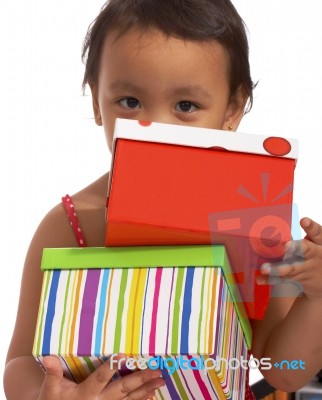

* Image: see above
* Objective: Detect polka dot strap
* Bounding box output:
[62,194,87,247]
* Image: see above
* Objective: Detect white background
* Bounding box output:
[1,0,322,397]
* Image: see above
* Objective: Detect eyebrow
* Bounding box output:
[109,81,212,99]
[109,81,144,93]
[167,85,212,99]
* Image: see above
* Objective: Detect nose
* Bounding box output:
[140,109,179,126]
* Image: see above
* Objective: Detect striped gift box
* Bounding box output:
[33,245,252,400]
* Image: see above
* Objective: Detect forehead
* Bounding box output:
[98,28,230,90]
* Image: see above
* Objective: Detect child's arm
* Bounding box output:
[251,217,322,392]
[3,204,164,400]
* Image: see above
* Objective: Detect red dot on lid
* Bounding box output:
[210,146,228,151]
[139,120,152,127]
[263,137,291,156]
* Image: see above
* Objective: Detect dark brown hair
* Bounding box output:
[82,0,255,112]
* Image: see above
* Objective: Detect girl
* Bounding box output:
[4,0,322,399]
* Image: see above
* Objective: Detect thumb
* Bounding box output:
[43,356,64,378]
[40,356,64,395]
[301,217,322,245]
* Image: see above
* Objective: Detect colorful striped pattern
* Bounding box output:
[33,265,247,399]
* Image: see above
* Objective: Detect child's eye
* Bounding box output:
[175,101,199,113]
[118,97,141,109]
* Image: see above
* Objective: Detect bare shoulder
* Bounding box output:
[67,172,109,246]
[33,173,108,246]
[30,172,109,249]
[251,284,300,358]
[70,172,109,210]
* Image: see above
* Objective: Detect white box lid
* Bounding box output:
[107,118,298,194]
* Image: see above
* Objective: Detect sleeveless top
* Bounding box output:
[62,194,255,399]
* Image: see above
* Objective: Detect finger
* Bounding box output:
[256,274,266,285]
[256,274,304,291]
[284,240,307,259]
[42,356,64,379]
[39,356,64,396]
[260,260,305,277]
[283,241,303,261]
[79,354,123,397]
[284,239,317,261]
[301,217,322,245]
[122,377,165,400]
[257,274,284,285]
[104,368,164,399]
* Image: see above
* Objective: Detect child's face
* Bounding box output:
[90,29,247,151]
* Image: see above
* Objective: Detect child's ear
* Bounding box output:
[88,81,103,126]
[224,85,249,131]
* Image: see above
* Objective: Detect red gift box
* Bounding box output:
[105,119,298,319]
